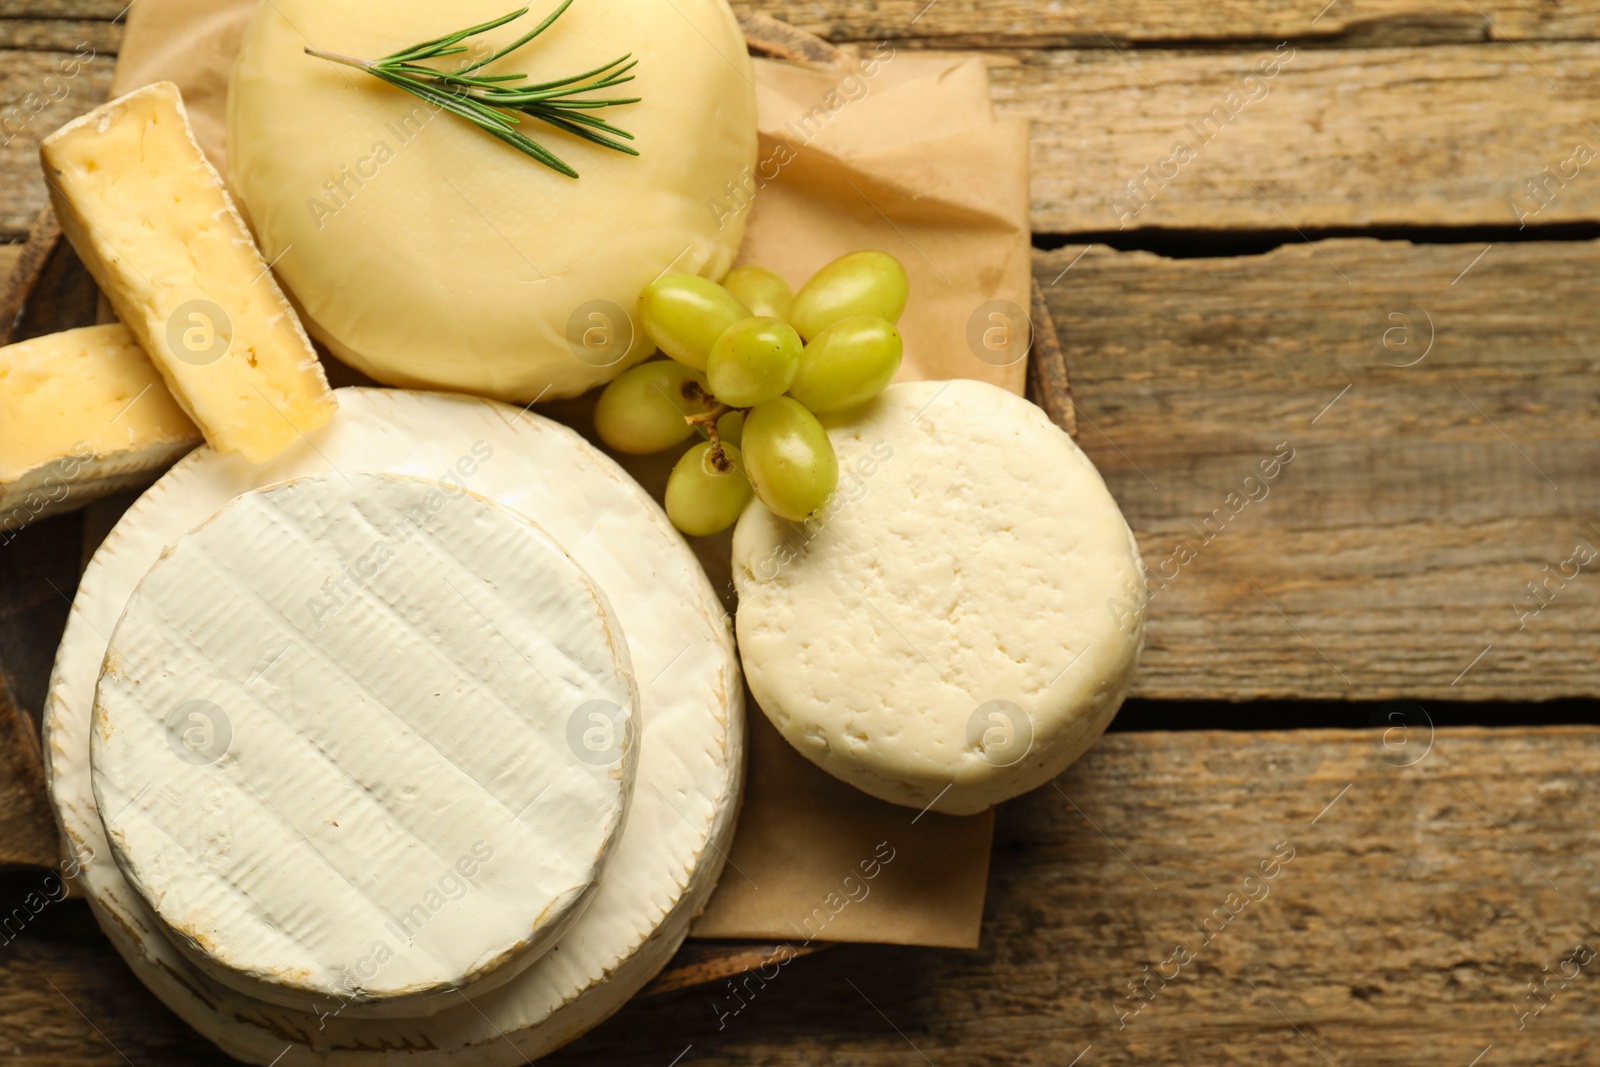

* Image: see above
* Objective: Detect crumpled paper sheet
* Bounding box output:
[109,0,1032,949]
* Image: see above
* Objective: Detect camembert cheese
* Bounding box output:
[0,323,198,531]
[41,82,336,463]
[91,472,637,1018]
[46,388,743,1064]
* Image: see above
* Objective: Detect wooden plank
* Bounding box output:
[6,41,1600,239]
[0,509,82,728]
[994,42,1600,234]
[0,48,113,238]
[1026,276,1078,437]
[730,0,1600,47]
[567,726,1600,1067]
[12,0,1600,45]
[1041,236,1600,700]
[0,2,129,20]
[3,34,1600,236]
[5,726,1599,1064]
[6,213,97,337]
[0,19,119,54]
[0,208,59,345]
[0,678,55,867]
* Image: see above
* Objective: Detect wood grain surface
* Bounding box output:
[15,0,1600,46]
[3,3,1598,1066]
[6,726,1599,1065]
[1040,237,1600,701]
[0,680,54,867]
[730,0,1600,47]
[7,21,1600,238]
[993,42,1600,233]
[0,507,82,869]
[0,48,111,238]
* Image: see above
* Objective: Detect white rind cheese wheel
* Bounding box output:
[90,472,637,1018]
[227,0,758,403]
[45,388,744,1065]
[732,379,1147,816]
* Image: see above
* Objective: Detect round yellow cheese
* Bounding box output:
[227,0,757,402]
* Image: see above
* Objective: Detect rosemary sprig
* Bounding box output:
[305,1,639,179]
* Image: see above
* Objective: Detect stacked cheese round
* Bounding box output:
[91,472,638,1017]
[46,389,744,1064]
[227,0,757,403]
[733,380,1147,816]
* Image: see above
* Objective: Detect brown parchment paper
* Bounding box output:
[109,2,1032,950]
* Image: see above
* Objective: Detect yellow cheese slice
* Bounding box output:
[40,82,336,464]
[0,323,199,531]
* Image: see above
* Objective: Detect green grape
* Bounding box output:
[716,409,745,447]
[665,442,753,537]
[787,316,903,415]
[722,266,794,320]
[637,275,749,370]
[741,397,839,522]
[789,250,909,341]
[705,317,802,408]
[593,360,714,454]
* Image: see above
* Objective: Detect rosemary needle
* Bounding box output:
[305,1,639,179]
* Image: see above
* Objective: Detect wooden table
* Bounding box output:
[4,1,1600,1064]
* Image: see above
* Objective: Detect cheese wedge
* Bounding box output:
[40,82,335,464]
[91,472,637,1018]
[733,380,1147,815]
[45,388,744,1065]
[0,323,199,531]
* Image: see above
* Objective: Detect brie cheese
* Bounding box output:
[0,323,199,531]
[732,379,1146,816]
[227,0,757,403]
[46,388,743,1064]
[90,472,637,1017]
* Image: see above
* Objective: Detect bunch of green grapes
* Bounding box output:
[594,251,908,536]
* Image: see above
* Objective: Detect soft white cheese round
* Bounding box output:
[45,388,744,1065]
[90,472,637,1018]
[732,379,1147,816]
[226,0,757,402]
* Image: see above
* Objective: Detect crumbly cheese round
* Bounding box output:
[227,0,756,403]
[45,388,743,1065]
[90,472,636,1018]
[732,379,1146,816]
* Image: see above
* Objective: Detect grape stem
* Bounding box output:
[684,402,732,437]
[680,381,741,464]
